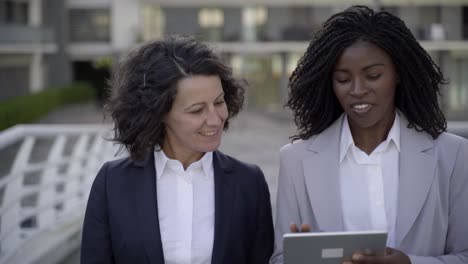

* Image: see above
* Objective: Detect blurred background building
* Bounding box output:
[1,0,468,119]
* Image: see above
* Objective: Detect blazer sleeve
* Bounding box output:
[270,146,303,264]
[81,162,115,264]
[409,139,468,264]
[248,165,275,264]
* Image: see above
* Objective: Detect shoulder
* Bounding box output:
[280,115,343,157]
[94,155,140,183]
[279,137,317,161]
[215,150,262,175]
[104,156,134,169]
[281,139,310,153]
[99,156,136,174]
[434,132,468,154]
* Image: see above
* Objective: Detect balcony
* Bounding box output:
[0,25,57,54]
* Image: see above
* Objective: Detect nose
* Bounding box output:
[205,107,222,126]
[349,78,368,97]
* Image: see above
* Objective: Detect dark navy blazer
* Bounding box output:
[81,150,274,264]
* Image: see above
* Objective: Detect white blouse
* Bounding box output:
[154,150,215,264]
[339,113,400,247]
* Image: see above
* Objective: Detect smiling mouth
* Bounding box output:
[199,130,218,136]
[351,103,372,113]
[353,104,370,109]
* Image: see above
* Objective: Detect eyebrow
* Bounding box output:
[184,92,225,111]
[334,63,385,72]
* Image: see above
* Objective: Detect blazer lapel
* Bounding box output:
[395,118,436,246]
[211,151,235,264]
[303,116,345,231]
[134,153,165,263]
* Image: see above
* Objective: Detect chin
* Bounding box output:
[198,142,221,153]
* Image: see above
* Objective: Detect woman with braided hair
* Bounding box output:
[271,5,468,264]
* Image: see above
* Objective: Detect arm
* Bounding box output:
[409,139,468,264]
[80,163,114,264]
[270,147,303,264]
[348,140,468,264]
[248,165,274,264]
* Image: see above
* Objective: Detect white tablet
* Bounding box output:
[283,230,387,264]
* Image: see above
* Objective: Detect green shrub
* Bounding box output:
[0,82,96,131]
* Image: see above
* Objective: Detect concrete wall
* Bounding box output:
[112,0,140,50]
[223,8,242,41]
[164,8,200,36]
[43,0,72,87]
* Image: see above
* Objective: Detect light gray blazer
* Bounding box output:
[270,114,468,264]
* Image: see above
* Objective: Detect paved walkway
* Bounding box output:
[39,102,296,263]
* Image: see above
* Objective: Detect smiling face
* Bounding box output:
[332,40,398,135]
[163,75,228,163]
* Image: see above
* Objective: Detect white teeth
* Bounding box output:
[200,131,217,136]
[353,104,370,109]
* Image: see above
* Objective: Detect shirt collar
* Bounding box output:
[154,148,213,180]
[200,151,213,180]
[339,115,355,163]
[386,111,401,152]
[339,111,401,163]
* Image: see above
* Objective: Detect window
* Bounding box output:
[449,58,468,112]
[141,5,165,42]
[198,8,224,41]
[242,6,267,41]
[0,0,28,24]
[69,9,110,42]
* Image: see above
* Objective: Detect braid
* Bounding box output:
[287,5,446,141]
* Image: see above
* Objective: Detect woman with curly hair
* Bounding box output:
[271,5,468,264]
[81,36,274,264]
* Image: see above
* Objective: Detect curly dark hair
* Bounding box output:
[108,36,245,160]
[287,5,447,141]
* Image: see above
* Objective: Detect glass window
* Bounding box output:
[141,5,165,42]
[69,9,110,42]
[230,54,280,110]
[449,58,468,112]
[198,8,224,41]
[0,0,28,24]
[242,6,267,42]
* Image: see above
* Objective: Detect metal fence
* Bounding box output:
[0,121,466,264]
[0,124,119,264]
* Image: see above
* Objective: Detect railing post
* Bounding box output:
[1,136,35,256]
[35,135,66,233]
[61,134,90,219]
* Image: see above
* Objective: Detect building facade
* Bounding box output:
[1,0,468,119]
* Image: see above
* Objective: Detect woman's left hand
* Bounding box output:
[342,247,411,264]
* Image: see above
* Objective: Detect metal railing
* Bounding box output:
[0,124,120,264]
[0,121,466,264]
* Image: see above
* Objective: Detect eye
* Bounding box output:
[190,108,203,114]
[335,79,349,84]
[367,73,381,80]
[215,100,225,105]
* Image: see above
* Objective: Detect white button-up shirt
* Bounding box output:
[339,113,400,247]
[154,150,215,264]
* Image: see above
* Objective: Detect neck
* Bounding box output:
[162,144,204,170]
[349,112,396,155]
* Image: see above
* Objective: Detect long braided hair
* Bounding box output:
[287,5,447,141]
